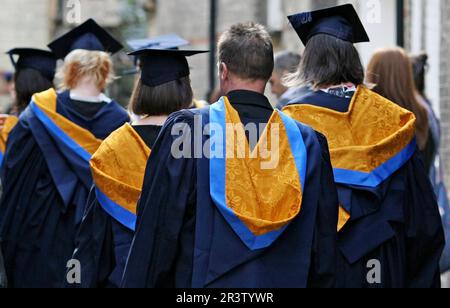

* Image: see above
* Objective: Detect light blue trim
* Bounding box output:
[209,98,307,250]
[31,100,137,230]
[95,187,137,231]
[30,101,91,163]
[333,139,417,187]
[278,110,307,191]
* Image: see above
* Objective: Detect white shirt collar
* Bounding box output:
[69,92,112,104]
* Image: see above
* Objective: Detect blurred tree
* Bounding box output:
[119,0,153,40]
[110,0,155,107]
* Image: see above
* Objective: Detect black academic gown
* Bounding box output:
[0,244,6,288]
[68,125,161,288]
[288,90,445,288]
[122,90,339,288]
[0,90,129,288]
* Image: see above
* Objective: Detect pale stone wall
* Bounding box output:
[0,0,53,71]
[439,0,450,191]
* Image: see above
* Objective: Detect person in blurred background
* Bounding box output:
[410,52,450,274]
[0,19,129,288]
[0,71,16,114]
[68,43,203,288]
[122,22,339,288]
[366,48,433,170]
[270,51,308,109]
[284,4,444,288]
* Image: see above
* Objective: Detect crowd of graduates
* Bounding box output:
[0,3,448,288]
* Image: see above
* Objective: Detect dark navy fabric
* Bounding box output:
[67,125,161,288]
[122,91,339,288]
[0,91,128,288]
[289,93,445,288]
[288,89,351,113]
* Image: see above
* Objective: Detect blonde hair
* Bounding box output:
[57,49,114,91]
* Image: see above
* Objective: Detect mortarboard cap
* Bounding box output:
[287,4,370,46]
[128,48,208,87]
[127,34,190,69]
[48,19,123,59]
[7,48,57,81]
[127,34,189,51]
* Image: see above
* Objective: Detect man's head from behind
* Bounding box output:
[270,51,301,98]
[218,22,274,95]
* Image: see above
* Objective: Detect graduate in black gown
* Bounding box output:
[284,4,444,288]
[0,48,57,164]
[0,19,129,288]
[68,36,197,288]
[0,49,57,288]
[122,22,339,288]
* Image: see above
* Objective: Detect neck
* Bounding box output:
[224,78,267,96]
[71,80,102,97]
[134,115,168,126]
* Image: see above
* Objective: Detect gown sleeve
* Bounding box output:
[0,118,46,264]
[121,110,197,288]
[405,153,445,288]
[308,132,339,288]
[0,117,69,288]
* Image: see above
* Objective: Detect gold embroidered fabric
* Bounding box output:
[90,124,151,214]
[223,97,303,236]
[284,86,416,229]
[283,86,416,173]
[338,206,351,232]
[0,116,19,153]
[32,89,102,155]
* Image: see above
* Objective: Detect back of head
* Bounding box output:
[129,77,193,117]
[274,51,301,74]
[367,48,416,105]
[57,49,114,91]
[367,47,429,150]
[287,34,364,90]
[218,22,274,82]
[15,68,54,113]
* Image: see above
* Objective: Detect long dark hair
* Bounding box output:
[286,34,365,90]
[14,68,53,113]
[366,48,429,150]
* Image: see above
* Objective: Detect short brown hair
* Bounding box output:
[218,22,274,81]
[129,77,193,116]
